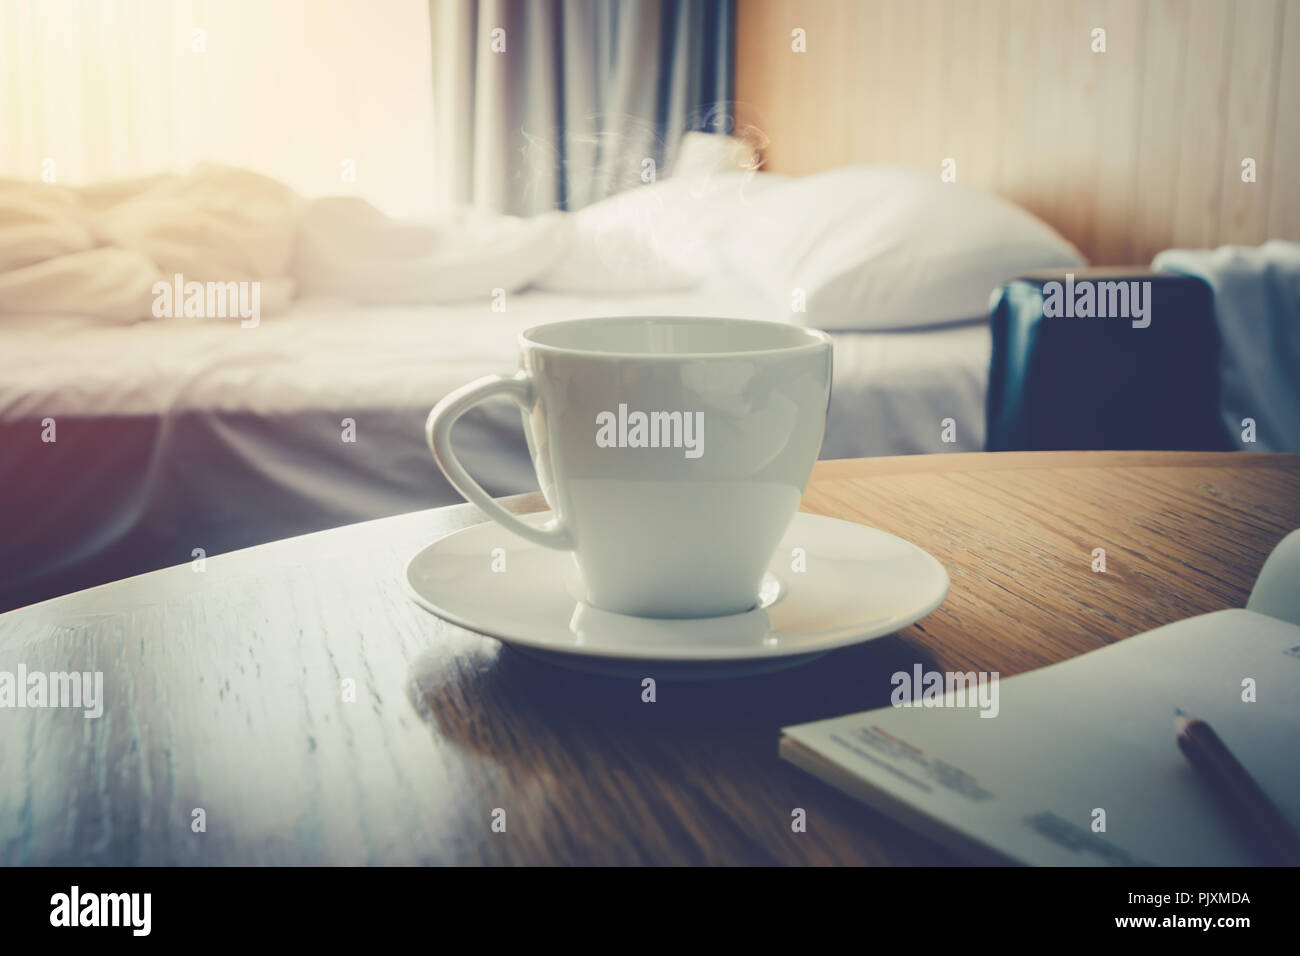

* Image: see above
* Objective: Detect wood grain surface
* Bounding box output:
[735,0,1300,265]
[1,451,1296,865]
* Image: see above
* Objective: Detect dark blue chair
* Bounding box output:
[986,269,1234,452]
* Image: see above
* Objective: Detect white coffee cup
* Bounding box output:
[426,316,832,618]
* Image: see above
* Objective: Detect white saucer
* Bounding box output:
[404,511,949,679]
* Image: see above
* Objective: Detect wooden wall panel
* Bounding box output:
[1132,0,1191,263]
[735,0,1300,264]
[1168,0,1235,250]
[1089,0,1146,264]
[943,0,1004,190]
[993,0,1040,208]
[1217,0,1283,244]
[1272,0,1300,238]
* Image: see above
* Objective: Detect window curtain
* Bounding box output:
[430,0,735,215]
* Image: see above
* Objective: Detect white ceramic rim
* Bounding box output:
[518,315,832,361]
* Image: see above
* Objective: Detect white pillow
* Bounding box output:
[535,172,789,294]
[719,166,1085,329]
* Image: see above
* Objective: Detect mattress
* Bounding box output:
[0,286,989,610]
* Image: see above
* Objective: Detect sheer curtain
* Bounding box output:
[0,0,439,217]
[430,0,735,216]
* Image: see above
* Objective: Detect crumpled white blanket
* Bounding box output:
[0,163,570,324]
[1154,240,1300,452]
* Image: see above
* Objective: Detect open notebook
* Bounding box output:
[781,537,1300,866]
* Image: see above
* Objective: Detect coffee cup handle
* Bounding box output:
[426,373,575,550]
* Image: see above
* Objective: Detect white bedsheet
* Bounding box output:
[0,285,988,609]
[0,284,988,447]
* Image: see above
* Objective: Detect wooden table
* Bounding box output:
[1,451,1296,865]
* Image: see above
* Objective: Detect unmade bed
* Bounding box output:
[0,287,991,611]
